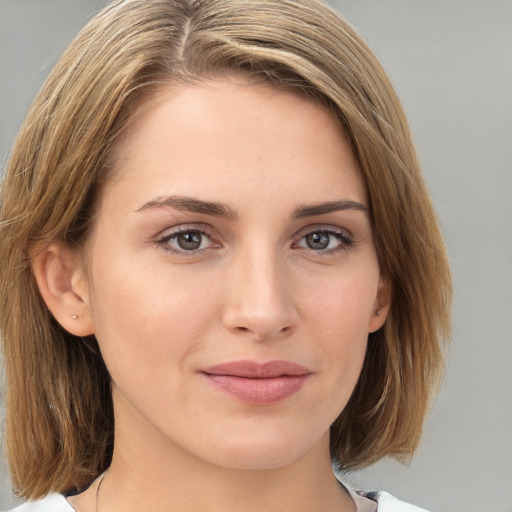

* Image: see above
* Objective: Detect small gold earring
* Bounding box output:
[72,314,78,319]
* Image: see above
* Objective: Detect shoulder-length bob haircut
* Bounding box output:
[0,0,451,500]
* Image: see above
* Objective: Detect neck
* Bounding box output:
[71,391,355,512]
[100,434,352,512]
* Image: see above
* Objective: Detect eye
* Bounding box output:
[294,229,353,252]
[157,228,218,254]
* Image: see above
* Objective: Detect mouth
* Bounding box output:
[200,360,312,404]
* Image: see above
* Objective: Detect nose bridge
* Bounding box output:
[222,240,298,340]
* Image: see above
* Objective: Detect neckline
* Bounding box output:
[336,478,378,512]
[57,476,378,512]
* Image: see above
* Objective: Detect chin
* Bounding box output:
[197,429,325,471]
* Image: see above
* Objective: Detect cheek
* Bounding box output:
[302,262,379,335]
[87,256,221,379]
[300,264,379,394]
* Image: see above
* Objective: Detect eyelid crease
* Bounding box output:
[156,226,220,255]
[292,223,353,241]
[154,224,356,257]
[292,227,355,253]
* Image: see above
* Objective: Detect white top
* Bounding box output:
[7,484,430,512]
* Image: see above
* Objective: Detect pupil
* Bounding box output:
[177,231,202,250]
[306,232,329,250]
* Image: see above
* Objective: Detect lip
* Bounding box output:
[200,360,311,404]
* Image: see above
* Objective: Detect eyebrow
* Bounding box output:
[136,195,238,220]
[136,195,369,219]
[292,200,369,219]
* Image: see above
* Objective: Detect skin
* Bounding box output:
[36,78,389,512]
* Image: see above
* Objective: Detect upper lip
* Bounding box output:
[201,360,311,378]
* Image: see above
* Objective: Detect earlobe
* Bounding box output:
[368,276,391,333]
[31,244,94,336]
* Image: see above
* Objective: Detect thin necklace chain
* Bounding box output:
[95,472,107,512]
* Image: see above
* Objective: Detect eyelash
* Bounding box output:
[156,226,219,255]
[292,228,354,254]
[156,226,354,256]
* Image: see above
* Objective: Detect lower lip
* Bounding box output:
[202,374,310,404]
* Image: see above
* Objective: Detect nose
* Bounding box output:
[221,247,300,341]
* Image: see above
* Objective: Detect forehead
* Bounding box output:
[98,78,367,215]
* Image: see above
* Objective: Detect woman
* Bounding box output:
[0,0,451,511]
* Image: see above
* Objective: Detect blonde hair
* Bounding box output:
[0,0,451,499]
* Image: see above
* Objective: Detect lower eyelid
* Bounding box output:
[291,232,353,254]
[156,226,354,253]
[156,227,219,252]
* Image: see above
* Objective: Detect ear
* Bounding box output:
[368,276,391,333]
[31,243,95,336]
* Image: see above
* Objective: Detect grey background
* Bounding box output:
[1,1,511,511]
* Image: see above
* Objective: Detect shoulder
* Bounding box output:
[7,493,74,512]
[357,489,431,512]
[338,477,430,512]
[7,486,430,512]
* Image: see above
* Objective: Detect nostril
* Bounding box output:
[235,324,296,342]
[221,291,300,341]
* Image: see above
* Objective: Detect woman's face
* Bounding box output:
[80,79,388,470]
